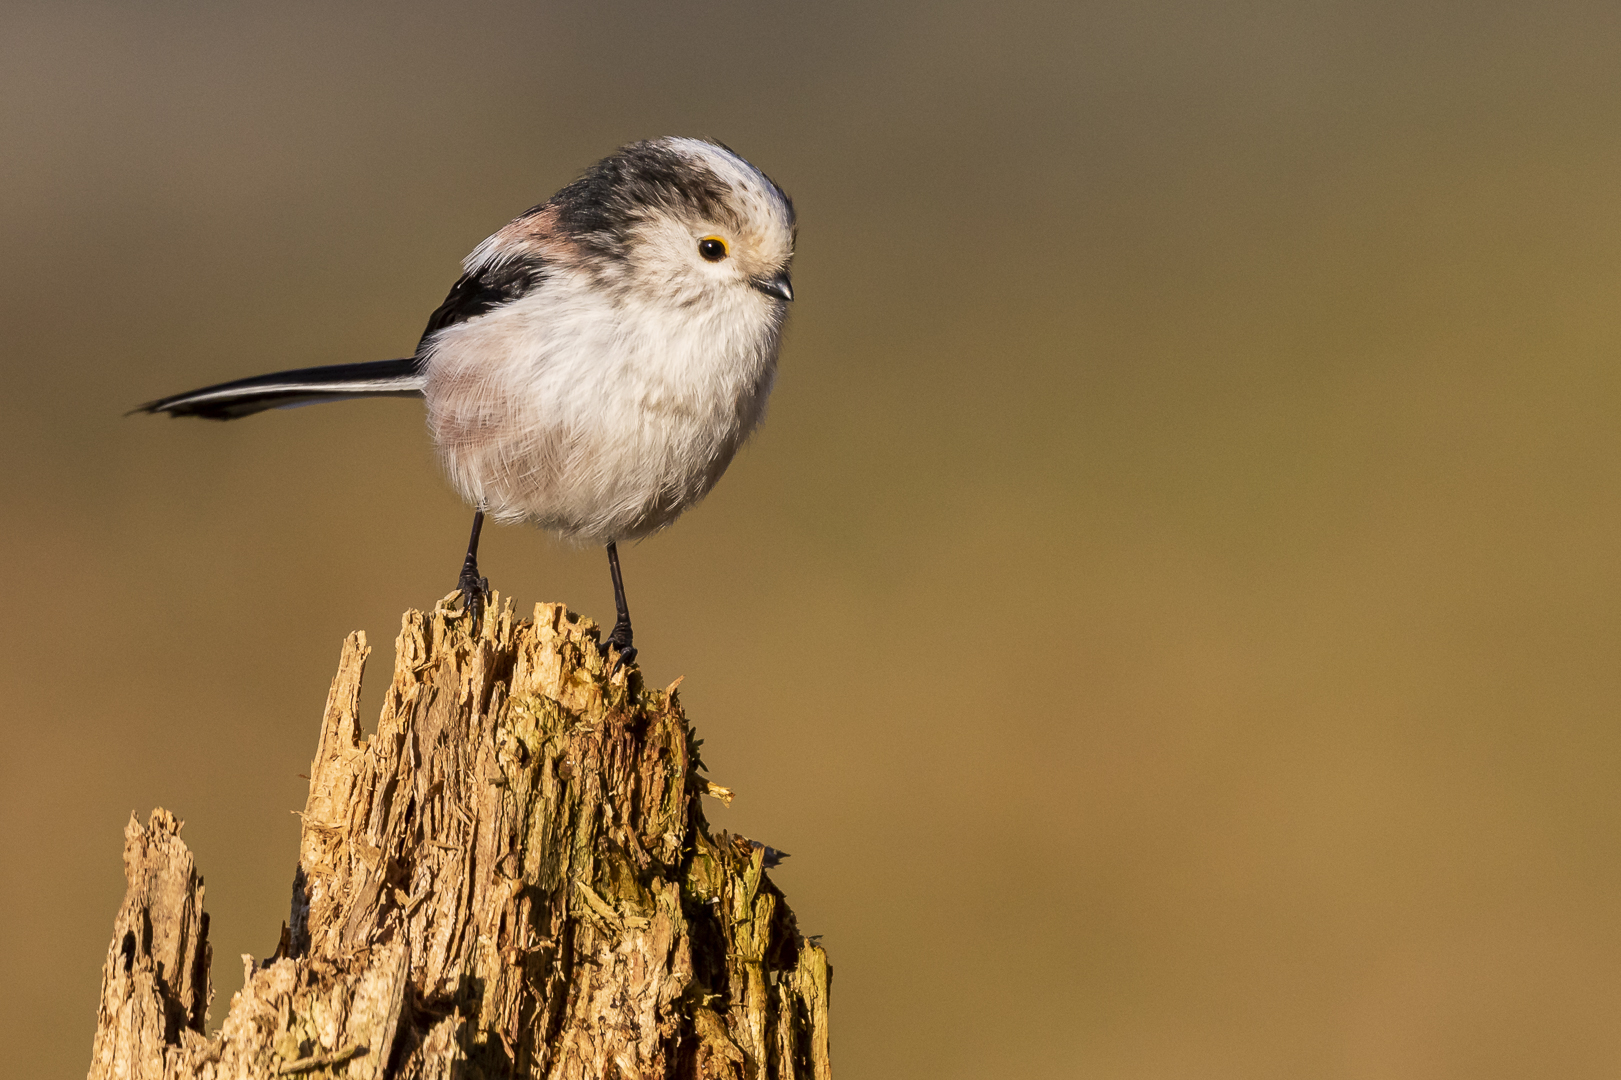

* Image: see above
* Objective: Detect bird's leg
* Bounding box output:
[604,542,637,670]
[456,510,490,623]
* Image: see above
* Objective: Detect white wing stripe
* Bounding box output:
[175,377,426,403]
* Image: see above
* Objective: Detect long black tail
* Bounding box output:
[134,357,425,420]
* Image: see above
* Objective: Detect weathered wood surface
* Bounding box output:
[88,596,831,1079]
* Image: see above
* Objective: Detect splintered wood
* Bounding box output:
[87,598,831,1080]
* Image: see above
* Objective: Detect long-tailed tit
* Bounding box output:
[138,137,796,668]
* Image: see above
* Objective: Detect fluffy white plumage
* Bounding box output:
[424,138,794,543]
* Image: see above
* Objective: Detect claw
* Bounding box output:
[604,620,636,672]
[454,511,490,626]
[457,568,490,625]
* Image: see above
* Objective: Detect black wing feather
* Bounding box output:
[420,253,548,341]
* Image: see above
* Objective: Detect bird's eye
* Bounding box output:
[698,236,729,262]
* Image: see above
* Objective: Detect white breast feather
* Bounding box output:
[422,268,781,544]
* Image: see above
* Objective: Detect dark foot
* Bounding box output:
[604,619,637,672]
[457,564,490,624]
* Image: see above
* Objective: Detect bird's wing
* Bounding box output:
[419,252,549,341]
[134,357,425,421]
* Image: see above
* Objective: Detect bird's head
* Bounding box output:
[551,137,796,310]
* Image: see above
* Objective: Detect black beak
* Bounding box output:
[752,271,793,302]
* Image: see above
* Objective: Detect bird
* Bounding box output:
[136,137,796,670]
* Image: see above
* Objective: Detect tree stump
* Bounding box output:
[87,597,832,1079]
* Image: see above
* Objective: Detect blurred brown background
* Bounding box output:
[5,0,1621,1075]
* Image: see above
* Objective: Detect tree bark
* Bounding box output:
[87,597,831,1079]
